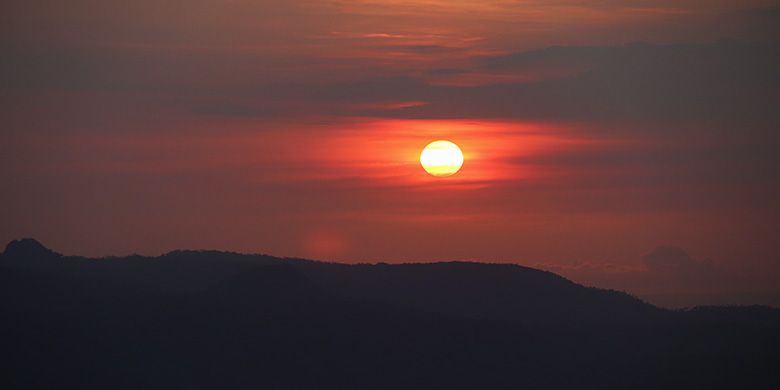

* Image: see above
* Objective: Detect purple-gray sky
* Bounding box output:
[2,0,779,307]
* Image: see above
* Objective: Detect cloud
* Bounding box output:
[331,41,780,125]
[207,41,779,127]
[474,41,780,122]
[3,4,778,129]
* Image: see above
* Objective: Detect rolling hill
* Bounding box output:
[2,239,779,388]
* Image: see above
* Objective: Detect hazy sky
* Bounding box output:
[2,0,779,306]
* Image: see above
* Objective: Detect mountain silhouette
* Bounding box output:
[2,238,61,261]
[2,240,779,389]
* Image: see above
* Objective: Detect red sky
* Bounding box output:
[1,0,779,307]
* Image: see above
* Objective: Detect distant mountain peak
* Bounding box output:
[2,238,61,260]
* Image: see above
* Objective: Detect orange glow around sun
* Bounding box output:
[212,118,609,192]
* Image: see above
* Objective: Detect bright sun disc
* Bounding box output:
[420,140,464,177]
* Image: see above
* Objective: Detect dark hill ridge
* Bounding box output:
[1,239,654,323]
[3,238,61,260]
[295,261,656,323]
[2,239,780,389]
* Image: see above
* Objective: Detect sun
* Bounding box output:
[420,140,464,177]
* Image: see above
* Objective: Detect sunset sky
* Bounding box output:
[2,0,779,306]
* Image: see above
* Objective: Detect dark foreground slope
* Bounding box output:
[2,239,779,389]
